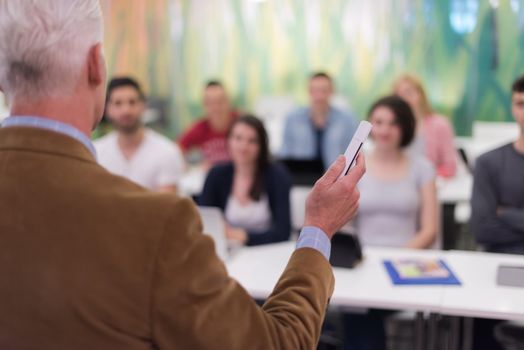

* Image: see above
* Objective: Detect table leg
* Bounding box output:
[415,311,425,350]
[427,313,439,350]
[449,316,461,350]
[462,317,473,350]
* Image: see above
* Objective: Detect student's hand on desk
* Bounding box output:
[225,224,248,244]
[304,154,366,239]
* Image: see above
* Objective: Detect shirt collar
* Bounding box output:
[1,116,97,159]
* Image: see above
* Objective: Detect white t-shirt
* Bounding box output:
[95,129,184,190]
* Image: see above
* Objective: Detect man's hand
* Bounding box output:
[304,154,366,239]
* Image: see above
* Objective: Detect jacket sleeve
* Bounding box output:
[246,166,292,246]
[151,198,334,350]
[470,156,523,245]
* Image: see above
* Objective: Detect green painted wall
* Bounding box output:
[104,0,524,136]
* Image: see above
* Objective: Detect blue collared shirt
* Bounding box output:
[1,116,332,261]
[1,116,97,158]
[280,106,358,169]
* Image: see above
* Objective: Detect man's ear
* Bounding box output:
[87,43,106,87]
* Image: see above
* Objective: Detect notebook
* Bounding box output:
[383,258,461,285]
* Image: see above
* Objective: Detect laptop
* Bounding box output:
[280,158,324,186]
[197,206,228,262]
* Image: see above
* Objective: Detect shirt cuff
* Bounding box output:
[296,226,331,261]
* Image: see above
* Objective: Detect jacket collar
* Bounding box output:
[0,127,96,164]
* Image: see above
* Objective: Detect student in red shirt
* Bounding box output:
[178,81,238,168]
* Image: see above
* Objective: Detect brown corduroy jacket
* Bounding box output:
[0,126,334,350]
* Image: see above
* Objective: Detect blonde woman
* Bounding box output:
[394,74,457,178]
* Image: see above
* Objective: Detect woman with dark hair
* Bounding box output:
[343,96,439,350]
[199,115,292,246]
[356,95,438,249]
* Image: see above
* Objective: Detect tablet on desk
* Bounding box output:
[383,258,461,285]
[497,265,524,288]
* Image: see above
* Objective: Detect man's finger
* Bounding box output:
[318,155,346,186]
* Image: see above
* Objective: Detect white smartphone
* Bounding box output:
[338,121,372,179]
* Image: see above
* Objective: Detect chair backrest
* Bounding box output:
[290,186,311,233]
[197,206,228,261]
[472,121,520,141]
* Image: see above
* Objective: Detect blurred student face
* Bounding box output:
[369,106,403,150]
[106,86,144,134]
[395,81,421,112]
[204,86,230,122]
[228,123,260,166]
[309,77,333,109]
[512,92,524,130]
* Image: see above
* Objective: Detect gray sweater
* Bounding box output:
[471,143,524,254]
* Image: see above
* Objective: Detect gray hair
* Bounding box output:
[0,0,103,101]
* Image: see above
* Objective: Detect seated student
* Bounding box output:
[199,115,291,246]
[394,74,458,178]
[356,95,438,248]
[470,77,524,350]
[471,75,524,254]
[95,77,184,192]
[280,72,358,169]
[178,81,238,168]
[344,96,438,350]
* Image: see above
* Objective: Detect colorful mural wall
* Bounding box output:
[102,0,524,136]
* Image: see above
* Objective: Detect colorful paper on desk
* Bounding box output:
[383,259,461,285]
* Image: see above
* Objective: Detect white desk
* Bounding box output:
[440,250,524,321]
[227,242,445,313]
[227,243,524,350]
[331,247,446,313]
[227,243,524,321]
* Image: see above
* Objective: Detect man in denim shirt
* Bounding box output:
[280,72,359,169]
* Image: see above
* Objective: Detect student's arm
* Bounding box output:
[471,157,523,244]
[246,166,292,246]
[406,179,438,249]
[436,118,457,178]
